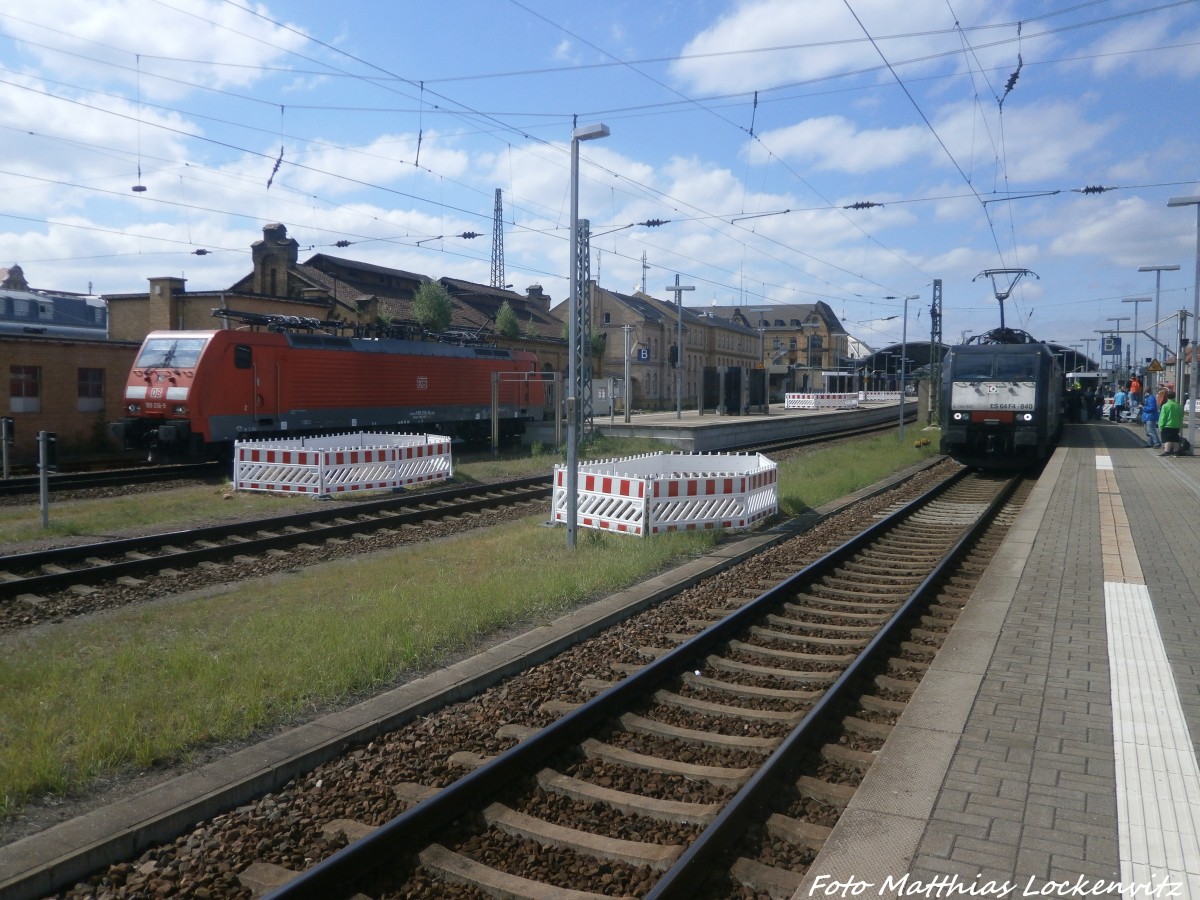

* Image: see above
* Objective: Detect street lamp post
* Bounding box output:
[1138,265,1180,368]
[1167,195,1200,453]
[1080,338,1095,369]
[566,122,609,548]
[1121,297,1151,378]
[664,275,694,419]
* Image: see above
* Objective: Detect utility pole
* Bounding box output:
[664,275,694,419]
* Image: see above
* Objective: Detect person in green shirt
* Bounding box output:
[1158,390,1183,456]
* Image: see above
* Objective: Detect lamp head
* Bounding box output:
[572,123,610,142]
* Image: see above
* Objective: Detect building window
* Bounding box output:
[78,368,105,413]
[10,365,41,413]
[603,312,611,324]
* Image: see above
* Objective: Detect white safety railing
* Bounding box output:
[863,390,902,402]
[234,432,452,496]
[552,451,777,537]
[785,392,861,409]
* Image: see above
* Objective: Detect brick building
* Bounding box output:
[563,285,760,411]
[2,265,139,466]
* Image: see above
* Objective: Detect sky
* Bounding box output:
[1,0,1199,363]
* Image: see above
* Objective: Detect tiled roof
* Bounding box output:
[440,277,562,340]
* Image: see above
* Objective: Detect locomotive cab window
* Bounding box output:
[952,353,995,380]
[234,345,252,369]
[136,337,207,369]
[996,353,1038,380]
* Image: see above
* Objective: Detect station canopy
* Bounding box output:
[860,341,948,374]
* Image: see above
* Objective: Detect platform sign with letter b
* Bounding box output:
[1102,335,1121,356]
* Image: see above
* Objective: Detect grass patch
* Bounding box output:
[0,521,716,817]
[775,428,940,515]
[0,428,939,817]
[0,484,302,546]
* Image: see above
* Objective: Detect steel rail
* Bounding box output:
[262,466,989,900]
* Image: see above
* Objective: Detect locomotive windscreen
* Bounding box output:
[135,336,208,369]
[952,351,1040,381]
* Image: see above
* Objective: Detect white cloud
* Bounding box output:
[1,1,311,98]
[671,0,1012,95]
[756,115,929,173]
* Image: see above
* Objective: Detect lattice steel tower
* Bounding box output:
[928,278,943,423]
[572,219,594,435]
[490,188,504,289]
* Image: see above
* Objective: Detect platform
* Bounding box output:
[528,397,914,452]
[797,421,1200,898]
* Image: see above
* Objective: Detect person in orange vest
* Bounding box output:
[1128,376,1142,409]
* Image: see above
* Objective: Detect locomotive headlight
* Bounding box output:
[172,404,187,415]
[953,412,965,421]
[1021,413,1033,422]
[127,403,141,414]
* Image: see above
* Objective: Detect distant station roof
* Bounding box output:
[862,341,948,373]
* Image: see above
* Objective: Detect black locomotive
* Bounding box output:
[939,327,1064,469]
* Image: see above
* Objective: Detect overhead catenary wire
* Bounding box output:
[0,0,1196,324]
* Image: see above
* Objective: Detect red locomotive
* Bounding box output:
[112,313,547,461]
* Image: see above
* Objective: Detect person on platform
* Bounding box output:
[1159,390,1183,456]
[1128,376,1142,409]
[1141,390,1161,448]
[1111,385,1126,422]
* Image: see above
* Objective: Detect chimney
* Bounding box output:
[251,223,299,296]
[147,276,186,331]
[525,283,549,309]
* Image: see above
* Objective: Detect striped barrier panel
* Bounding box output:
[784,392,861,409]
[552,451,778,537]
[234,433,452,495]
[863,391,901,402]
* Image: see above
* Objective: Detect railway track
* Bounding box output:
[224,468,1022,900]
[0,476,550,630]
[0,411,911,504]
[0,462,224,500]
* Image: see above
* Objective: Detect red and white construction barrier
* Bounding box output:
[234,432,452,496]
[784,392,861,409]
[552,451,778,537]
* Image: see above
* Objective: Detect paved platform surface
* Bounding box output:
[797,421,1200,899]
